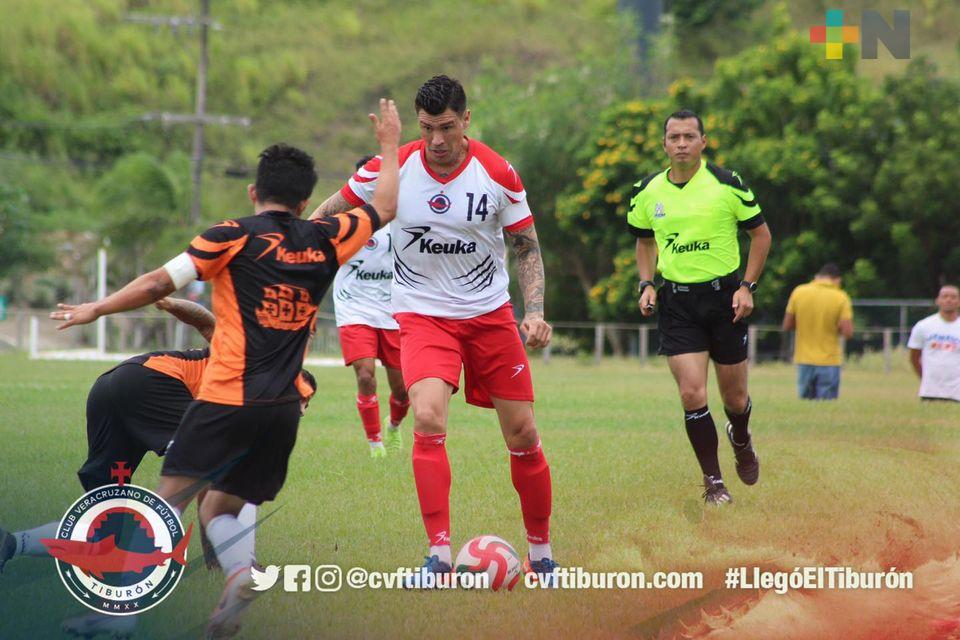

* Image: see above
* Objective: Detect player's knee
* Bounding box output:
[353,365,377,394]
[391,385,409,404]
[721,389,748,412]
[505,421,538,450]
[412,404,446,434]
[679,387,707,409]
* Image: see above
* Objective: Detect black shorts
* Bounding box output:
[79,364,193,491]
[657,278,748,365]
[161,400,301,505]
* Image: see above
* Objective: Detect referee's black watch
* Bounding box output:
[638,280,655,294]
[739,280,759,293]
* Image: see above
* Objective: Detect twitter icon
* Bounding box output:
[250,565,280,591]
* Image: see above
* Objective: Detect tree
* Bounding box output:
[0,185,50,287]
[96,153,182,282]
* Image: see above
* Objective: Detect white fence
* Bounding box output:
[3,302,932,374]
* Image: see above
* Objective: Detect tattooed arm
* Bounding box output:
[506,223,552,349]
[308,191,354,221]
[155,297,216,343]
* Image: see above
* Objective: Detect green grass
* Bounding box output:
[1,352,959,639]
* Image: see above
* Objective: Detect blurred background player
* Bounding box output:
[630,109,771,506]
[48,97,400,639]
[908,284,960,403]
[312,76,556,583]
[332,155,410,458]
[782,263,854,400]
[0,298,316,638]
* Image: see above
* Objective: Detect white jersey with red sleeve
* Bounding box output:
[332,225,397,329]
[340,138,533,319]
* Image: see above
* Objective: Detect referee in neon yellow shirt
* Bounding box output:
[628,110,772,506]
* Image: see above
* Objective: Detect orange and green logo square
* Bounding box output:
[809,10,860,59]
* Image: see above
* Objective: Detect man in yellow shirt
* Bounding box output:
[782,264,854,399]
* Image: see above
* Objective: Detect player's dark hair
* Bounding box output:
[818,263,842,278]
[255,144,318,209]
[355,155,375,172]
[664,109,704,136]
[415,75,467,116]
[300,369,317,393]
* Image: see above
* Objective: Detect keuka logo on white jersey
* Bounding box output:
[402,226,477,255]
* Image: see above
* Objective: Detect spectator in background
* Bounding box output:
[782,263,854,400]
[907,284,960,403]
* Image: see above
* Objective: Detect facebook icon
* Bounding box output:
[283,565,312,592]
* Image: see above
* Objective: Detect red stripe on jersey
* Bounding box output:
[504,216,534,232]
[398,140,422,167]
[469,138,525,193]
[342,141,423,202]
[340,184,365,207]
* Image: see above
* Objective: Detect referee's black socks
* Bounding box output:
[724,397,753,449]
[683,406,722,479]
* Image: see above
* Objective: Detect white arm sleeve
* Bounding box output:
[163,252,199,290]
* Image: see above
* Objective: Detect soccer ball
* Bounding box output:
[454,535,522,591]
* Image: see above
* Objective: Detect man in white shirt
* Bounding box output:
[333,156,409,458]
[907,284,960,402]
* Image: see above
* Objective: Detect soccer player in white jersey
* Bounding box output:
[332,155,410,458]
[311,75,557,582]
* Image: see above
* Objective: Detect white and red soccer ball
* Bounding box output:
[455,535,522,591]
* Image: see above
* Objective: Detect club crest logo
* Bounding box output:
[428,193,451,214]
[365,236,379,250]
[654,202,666,218]
[45,463,192,615]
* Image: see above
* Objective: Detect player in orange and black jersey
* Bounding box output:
[49,98,401,638]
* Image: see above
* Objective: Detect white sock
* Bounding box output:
[236,503,257,561]
[429,545,452,565]
[370,441,385,450]
[205,514,254,577]
[15,522,60,557]
[529,543,552,562]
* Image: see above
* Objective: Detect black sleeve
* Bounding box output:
[628,222,655,238]
[737,213,765,230]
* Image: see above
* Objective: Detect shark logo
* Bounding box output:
[401,226,431,250]
[46,475,192,615]
[250,565,281,591]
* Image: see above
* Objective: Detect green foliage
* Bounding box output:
[666,0,766,29]
[0,185,50,284]
[473,37,637,319]
[96,152,182,278]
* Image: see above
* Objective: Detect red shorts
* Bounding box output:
[395,303,534,408]
[338,325,402,370]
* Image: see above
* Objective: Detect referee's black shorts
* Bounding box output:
[80,363,193,491]
[657,274,748,365]
[161,399,301,505]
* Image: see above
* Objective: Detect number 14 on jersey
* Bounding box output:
[466,192,488,222]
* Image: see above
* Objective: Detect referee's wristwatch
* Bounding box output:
[739,279,759,293]
[638,280,655,294]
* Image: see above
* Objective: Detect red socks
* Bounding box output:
[411,433,552,548]
[509,441,552,544]
[412,432,451,546]
[389,394,410,426]
[356,394,381,442]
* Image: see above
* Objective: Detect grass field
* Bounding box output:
[2,352,960,639]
